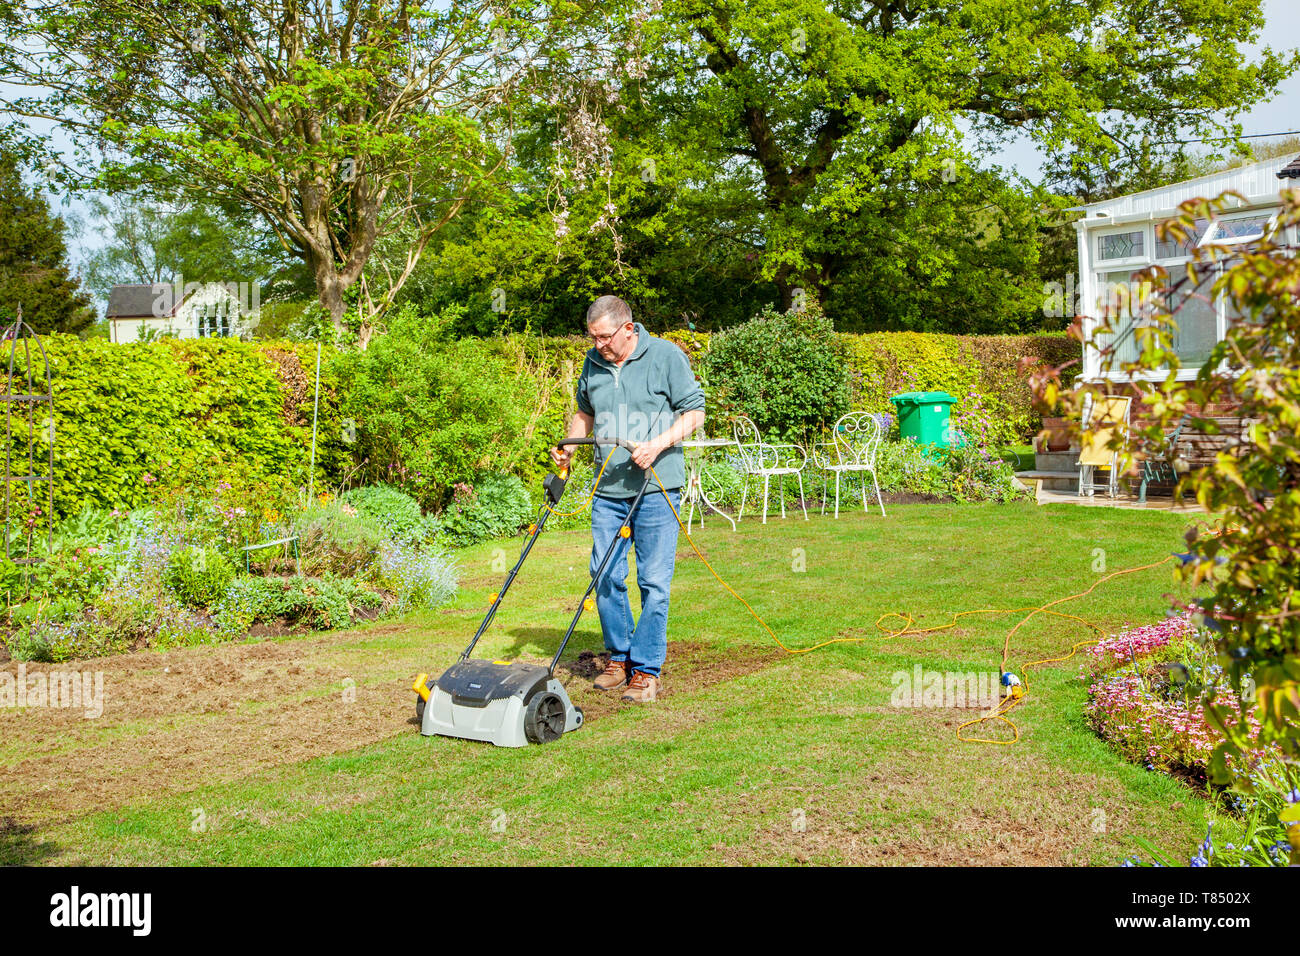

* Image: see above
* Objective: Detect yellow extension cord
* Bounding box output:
[537,446,1178,746]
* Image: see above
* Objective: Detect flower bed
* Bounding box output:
[1,478,461,663]
[1083,616,1298,867]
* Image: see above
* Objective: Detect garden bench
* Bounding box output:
[1133,414,1255,502]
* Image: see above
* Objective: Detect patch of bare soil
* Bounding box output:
[556,643,778,724]
[0,631,778,828]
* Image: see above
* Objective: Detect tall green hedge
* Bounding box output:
[6,335,348,518]
[5,328,1073,519]
[514,329,1073,441]
[839,331,1078,439]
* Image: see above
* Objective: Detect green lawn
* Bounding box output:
[2,502,1228,866]
[1001,444,1037,471]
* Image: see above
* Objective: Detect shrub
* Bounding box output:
[165,464,298,556]
[5,628,54,662]
[341,483,427,543]
[702,305,850,441]
[336,304,537,508]
[165,545,236,607]
[41,617,138,661]
[213,574,384,632]
[1,544,114,610]
[6,579,215,661]
[947,390,1021,454]
[872,439,949,497]
[436,472,532,547]
[0,506,131,609]
[291,499,384,577]
[938,444,1031,504]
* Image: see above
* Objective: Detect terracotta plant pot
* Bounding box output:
[1038,417,1073,452]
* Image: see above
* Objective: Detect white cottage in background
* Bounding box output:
[1073,153,1300,382]
[105,280,259,344]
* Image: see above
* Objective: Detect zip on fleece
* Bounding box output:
[575,323,705,497]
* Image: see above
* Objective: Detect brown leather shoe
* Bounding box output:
[621,671,661,703]
[593,657,629,691]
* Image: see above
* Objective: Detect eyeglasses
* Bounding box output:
[588,325,626,346]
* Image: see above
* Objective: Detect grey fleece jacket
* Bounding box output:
[575,323,706,497]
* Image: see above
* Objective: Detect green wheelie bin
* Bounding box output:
[890,391,958,455]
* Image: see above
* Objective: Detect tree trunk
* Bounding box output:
[307,253,348,340]
[776,269,824,313]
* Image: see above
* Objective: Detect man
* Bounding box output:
[551,295,706,703]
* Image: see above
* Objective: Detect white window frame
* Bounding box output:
[1094,225,1148,269]
[1084,205,1285,383]
[1199,210,1279,248]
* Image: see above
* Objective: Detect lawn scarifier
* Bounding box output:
[412,437,1193,753]
[412,437,643,748]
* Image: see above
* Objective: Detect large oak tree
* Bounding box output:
[639,0,1297,313]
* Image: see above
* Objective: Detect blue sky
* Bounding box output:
[992,0,1300,179]
[16,1,1300,279]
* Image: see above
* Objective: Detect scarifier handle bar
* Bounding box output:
[556,436,640,452]
[548,470,655,675]
[457,437,641,663]
[551,436,639,483]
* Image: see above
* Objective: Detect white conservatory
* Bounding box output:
[1073,153,1300,382]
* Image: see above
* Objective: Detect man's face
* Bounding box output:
[587,316,635,362]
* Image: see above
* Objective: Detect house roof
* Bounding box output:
[105,284,177,319]
[1075,154,1298,223]
[1277,154,1300,180]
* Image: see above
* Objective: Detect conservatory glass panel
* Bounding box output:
[1205,215,1271,244]
[1162,268,1219,367]
[1094,269,1147,369]
[1097,230,1145,261]
[1155,218,1208,259]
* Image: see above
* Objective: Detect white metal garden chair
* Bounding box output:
[1077,394,1132,498]
[824,412,887,518]
[732,415,809,524]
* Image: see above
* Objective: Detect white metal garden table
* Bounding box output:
[681,438,738,533]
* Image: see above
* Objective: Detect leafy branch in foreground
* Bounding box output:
[1026,186,1300,786]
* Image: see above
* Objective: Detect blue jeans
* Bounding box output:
[590,490,681,678]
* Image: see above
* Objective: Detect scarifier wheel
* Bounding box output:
[415,675,437,722]
[524,691,566,744]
